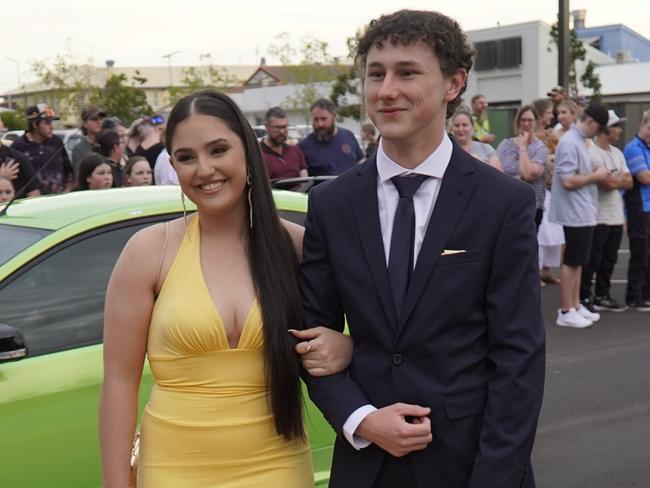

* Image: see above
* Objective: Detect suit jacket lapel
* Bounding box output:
[349,157,399,329]
[398,146,477,332]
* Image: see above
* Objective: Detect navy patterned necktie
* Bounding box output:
[388,174,429,316]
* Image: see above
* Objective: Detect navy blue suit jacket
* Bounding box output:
[299,144,545,488]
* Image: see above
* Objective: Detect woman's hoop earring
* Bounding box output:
[181,192,189,231]
[246,171,253,230]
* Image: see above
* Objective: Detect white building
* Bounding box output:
[465,20,615,107]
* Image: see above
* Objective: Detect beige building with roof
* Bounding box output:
[1,65,258,125]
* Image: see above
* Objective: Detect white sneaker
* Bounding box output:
[556,308,593,328]
[576,305,600,322]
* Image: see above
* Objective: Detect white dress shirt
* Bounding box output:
[342,132,453,449]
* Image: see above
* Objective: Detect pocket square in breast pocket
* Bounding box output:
[441,249,467,256]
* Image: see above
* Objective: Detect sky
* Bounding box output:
[1,0,649,93]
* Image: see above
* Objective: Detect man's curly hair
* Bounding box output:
[355,10,474,118]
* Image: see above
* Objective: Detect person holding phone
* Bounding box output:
[497,105,548,229]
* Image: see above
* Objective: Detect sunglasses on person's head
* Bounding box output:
[149,115,165,125]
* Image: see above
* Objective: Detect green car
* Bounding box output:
[0,186,334,487]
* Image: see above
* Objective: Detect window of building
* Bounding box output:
[474,37,522,71]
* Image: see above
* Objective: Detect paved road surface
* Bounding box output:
[533,244,650,487]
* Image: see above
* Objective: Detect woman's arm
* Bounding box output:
[517,136,545,182]
[281,218,354,376]
[281,218,305,262]
[99,225,163,488]
[291,327,353,376]
[488,154,503,172]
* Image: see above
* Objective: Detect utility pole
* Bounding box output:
[558,0,570,90]
[162,51,181,88]
[5,57,24,108]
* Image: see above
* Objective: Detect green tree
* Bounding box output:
[580,61,602,101]
[90,73,153,125]
[330,33,362,120]
[167,54,237,105]
[31,42,95,122]
[0,111,27,131]
[330,68,361,120]
[549,22,601,99]
[267,33,343,122]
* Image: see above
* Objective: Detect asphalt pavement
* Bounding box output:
[533,241,650,487]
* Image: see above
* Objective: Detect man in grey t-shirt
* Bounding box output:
[549,103,610,328]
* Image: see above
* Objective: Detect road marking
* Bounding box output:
[537,402,650,435]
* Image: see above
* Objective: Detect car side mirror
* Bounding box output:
[0,323,27,362]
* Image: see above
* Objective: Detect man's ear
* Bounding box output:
[445,69,467,103]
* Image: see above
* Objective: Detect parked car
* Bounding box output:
[252,125,267,140]
[53,128,85,160]
[0,129,23,146]
[0,186,334,487]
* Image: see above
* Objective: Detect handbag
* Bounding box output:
[129,428,141,488]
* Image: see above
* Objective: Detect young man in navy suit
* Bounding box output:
[297,9,545,488]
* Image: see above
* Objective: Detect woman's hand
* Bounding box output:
[290,327,353,377]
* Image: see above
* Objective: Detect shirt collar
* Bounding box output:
[570,123,586,139]
[376,132,452,182]
[635,135,650,150]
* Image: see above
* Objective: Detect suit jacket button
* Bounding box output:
[392,354,403,366]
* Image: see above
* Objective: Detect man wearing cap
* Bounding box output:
[71,106,106,173]
[580,110,633,312]
[549,103,611,328]
[12,104,74,195]
[623,109,650,312]
[261,106,308,180]
[547,86,568,127]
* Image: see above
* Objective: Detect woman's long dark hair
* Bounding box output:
[94,129,120,158]
[166,90,305,440]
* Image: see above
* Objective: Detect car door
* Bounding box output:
[0,208,334,487]
[0,217,171,487]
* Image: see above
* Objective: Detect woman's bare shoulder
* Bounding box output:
[121,217,186,264]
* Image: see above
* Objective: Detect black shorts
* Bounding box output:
[563,226,595,267]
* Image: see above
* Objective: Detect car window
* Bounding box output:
[0,222,152,356]
[0,224,52,266]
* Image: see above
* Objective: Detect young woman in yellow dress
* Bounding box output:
[100,90,352,487]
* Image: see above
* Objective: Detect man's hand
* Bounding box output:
[0,160,19,180]
[592,165,610,182]
[290,327,353,376]
[356,403,432,457]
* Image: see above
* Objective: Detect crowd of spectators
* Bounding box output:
[1,90,649,323]
[0,104,165,199]
[448,89,650,325]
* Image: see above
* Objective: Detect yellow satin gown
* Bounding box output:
[138,217,313,487]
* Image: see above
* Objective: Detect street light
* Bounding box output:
[5,57,24,108]
[161,51,181,87]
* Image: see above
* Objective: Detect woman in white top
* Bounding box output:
[450,109,502,171]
